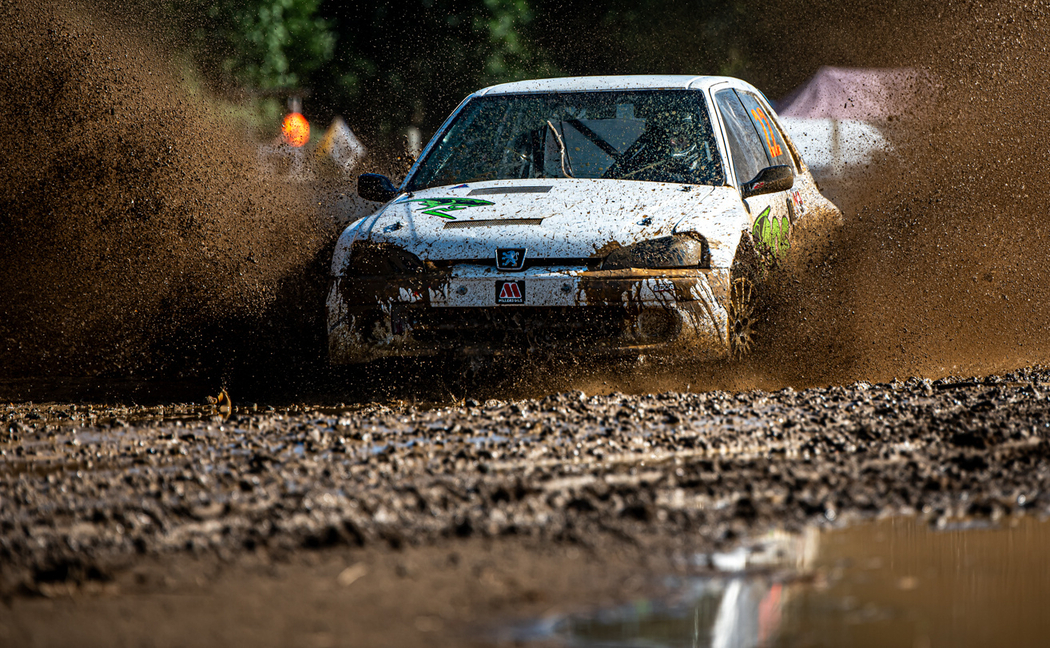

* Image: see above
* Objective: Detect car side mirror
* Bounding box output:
[358,173,398,203]
[740,165,794,199]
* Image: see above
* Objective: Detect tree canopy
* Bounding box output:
[171,0,930,154]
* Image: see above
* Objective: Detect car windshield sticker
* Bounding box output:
[752,206,791,260]
[403,197,493,220]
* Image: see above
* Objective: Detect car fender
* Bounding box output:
[672,187,749,269]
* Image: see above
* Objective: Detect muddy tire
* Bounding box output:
[728,276,758,359]
[728,231,767,360]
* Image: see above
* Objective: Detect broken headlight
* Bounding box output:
[601,233,709,270]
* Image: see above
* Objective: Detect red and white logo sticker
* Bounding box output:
[790,189,806,219]
[496,280,525,304]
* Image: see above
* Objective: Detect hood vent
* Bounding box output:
[444,218,544,229]
[468,186,551,195]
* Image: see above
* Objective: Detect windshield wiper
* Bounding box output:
[546,120,574,178]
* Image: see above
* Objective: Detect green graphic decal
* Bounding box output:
[404,197,494,220]
[752,206,791,259]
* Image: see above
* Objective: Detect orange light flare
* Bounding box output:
[282,112,310,147]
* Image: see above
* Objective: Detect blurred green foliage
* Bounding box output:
[170,0,807,152]
[172,0,334,89]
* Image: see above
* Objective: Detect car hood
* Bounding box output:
[335,179,748,270]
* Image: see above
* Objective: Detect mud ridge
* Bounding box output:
[4,368,1050,594]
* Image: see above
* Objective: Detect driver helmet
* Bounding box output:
[659,113,698,159]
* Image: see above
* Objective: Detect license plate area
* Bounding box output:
[495,280,525,305]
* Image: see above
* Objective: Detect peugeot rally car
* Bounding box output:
[327,76,841,364]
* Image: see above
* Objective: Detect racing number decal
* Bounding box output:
[752,206,790,260]
[750,108,783,158]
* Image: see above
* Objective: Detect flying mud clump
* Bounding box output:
[0,0,330,383]
[6,0,1050,395]
[743,1,1050,388]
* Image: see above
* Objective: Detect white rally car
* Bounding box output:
[327,76,840,364]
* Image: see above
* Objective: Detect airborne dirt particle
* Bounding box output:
[730,1,1050,389]
[0,0,332,390]
[5,1,1050,644]
[4,0,1050,400]
[449,1,1050,396]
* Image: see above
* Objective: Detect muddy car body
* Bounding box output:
[328,76,840,364]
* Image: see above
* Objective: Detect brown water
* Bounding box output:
[508,517,1050,648]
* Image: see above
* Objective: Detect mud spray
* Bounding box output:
[754,0,1050,388]
[0,0,336,399]
[4,0,1050,401]
[514,1,1050,397]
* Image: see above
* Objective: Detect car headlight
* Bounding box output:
[346,241,426,276]
[601,234,708,270]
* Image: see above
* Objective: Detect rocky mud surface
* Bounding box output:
[4,368,1050,602]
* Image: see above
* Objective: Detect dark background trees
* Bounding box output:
[303,0,757,149]
[169,0,931,156]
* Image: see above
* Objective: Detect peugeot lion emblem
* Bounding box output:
[496,247,527,271]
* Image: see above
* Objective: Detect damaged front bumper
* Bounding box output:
[327,265,732,364]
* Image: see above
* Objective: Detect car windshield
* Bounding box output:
[407,90,726,191]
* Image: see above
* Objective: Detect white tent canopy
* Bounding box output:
[776,66,934,121]
[779,117,890,177]
[774,67,934,178]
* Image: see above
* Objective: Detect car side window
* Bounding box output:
[714,89,769,186]
[736,91,793,169]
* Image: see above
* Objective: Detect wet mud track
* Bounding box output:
[4,368,1050,601]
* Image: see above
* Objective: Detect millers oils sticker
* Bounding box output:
[496,280,525,304]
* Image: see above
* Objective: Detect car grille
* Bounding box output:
[393,305,639,348]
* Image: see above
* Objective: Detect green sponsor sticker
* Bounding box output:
[752,206,791,259]
[403,197,494,220]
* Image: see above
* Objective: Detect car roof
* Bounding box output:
[475,75,745,95]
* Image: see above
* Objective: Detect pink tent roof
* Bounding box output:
[776,67,935,121]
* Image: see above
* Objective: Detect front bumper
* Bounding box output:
[327,265,732,363]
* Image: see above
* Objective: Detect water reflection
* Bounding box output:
[507,517,1050,647]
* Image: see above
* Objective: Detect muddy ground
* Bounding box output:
[6,4,1050,643]
[3,368,1049,645]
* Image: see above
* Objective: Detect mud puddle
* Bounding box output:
[503,516,1050,648]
